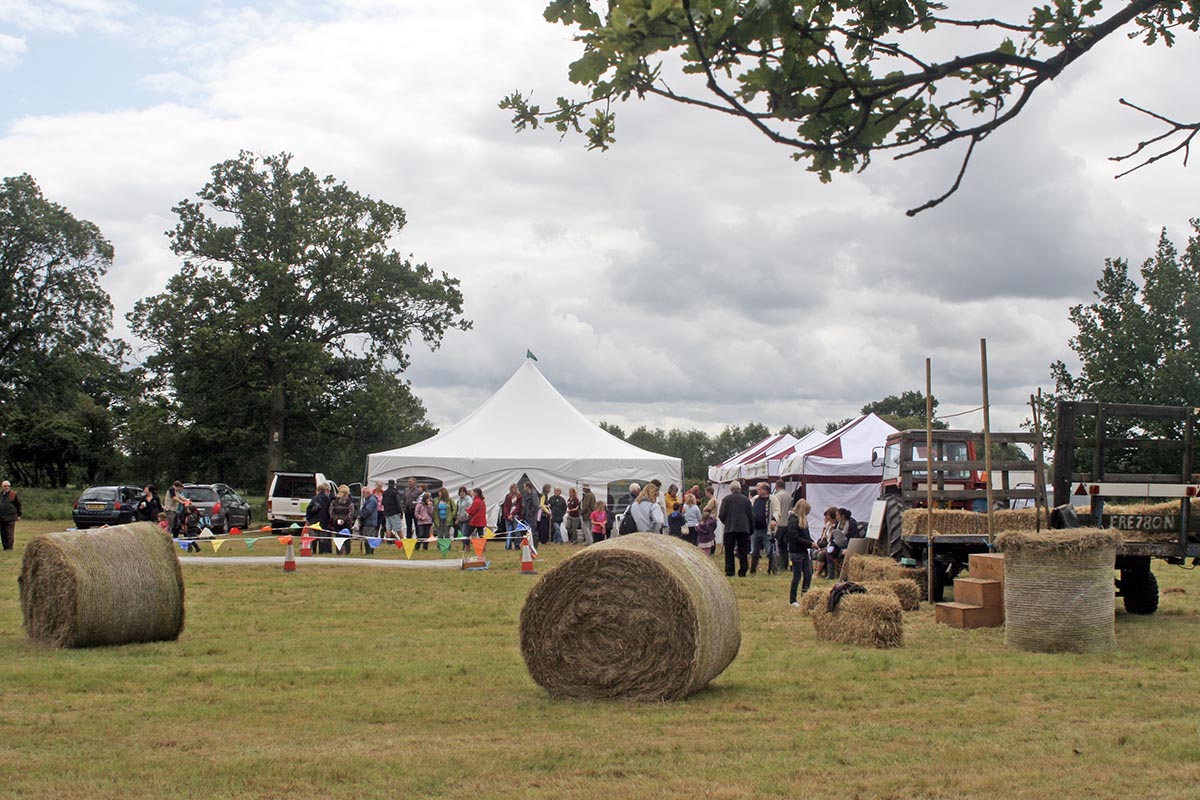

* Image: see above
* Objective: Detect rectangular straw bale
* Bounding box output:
[843,553,928,600]
[810,593,903,648]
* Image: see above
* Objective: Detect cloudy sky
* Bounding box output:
[2,1,1196,442]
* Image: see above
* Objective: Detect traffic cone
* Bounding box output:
[283,540,297,573]
[519,534,536,575]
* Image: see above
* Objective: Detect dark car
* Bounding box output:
[73,485,143,528]
[179,483,252,534]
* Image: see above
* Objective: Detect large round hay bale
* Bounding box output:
[995,528,1120,653]
[810,593,903,648]
[519,532,740,701]
[19,523,185,648]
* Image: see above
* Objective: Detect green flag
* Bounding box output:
[526,349,538,361]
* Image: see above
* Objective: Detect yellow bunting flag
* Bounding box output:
[309,522,323,532]
[401,537,416,559]
[483,527,495,540]
[471,537,486,557]
[277,535,294,546]
[211,539,224,553]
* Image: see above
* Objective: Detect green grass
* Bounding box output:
[2,521,1199,799]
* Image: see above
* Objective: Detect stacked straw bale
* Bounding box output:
[19,523,185,648]
[901,508,1046,538]
[809,592,904,648]
[843,553,927,600]
[519,532,740,701]
[995,528,1120,653]
[798,581,920,615]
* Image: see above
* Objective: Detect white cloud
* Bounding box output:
[0,33,25,68]
[0,0,134,34]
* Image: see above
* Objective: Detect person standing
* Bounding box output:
[166,480,185,535]
[455,486,473,549]
[359,486,379,554]
[402,478,420,538]
[565,487,581,543]
[307,482,332,554]
[0,480,21,550]
[784,499,815,605]
[521,481,540,544]
[772,481,793,571]
[382,479,402,538]
[548,487,568,544]
[467,488,488,537]
[718,481,753,577]
[434,487,454,542]
[414,492,433,550]
[580,484,597,546]
[136,484,163,523]
[629,483,664,533]
[749,482,777,575]
[682,492,702,544]
[590,501,608,543]
[537,483,553,545]
[501,483,522,549]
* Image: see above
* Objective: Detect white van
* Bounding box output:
[267,472,328,530]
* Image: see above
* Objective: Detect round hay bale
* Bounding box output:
[811,593,903,648]
[519,532,740,701]
[995,528,1120,654]
[19,522,185,648]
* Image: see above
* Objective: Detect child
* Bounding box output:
[181,505,202,553]
[667,502,686,538]
[695,509,717,555]
[157,512,169,531]
[590,501,608,544]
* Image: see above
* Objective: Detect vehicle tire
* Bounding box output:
[1120,568,1159,615]
[882,494,905,559]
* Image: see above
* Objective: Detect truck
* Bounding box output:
[266,472,329,530]
[877,403,1200,612]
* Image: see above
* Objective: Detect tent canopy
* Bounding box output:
[778,413,899,522]
[708,433,802,484]
[366,360,682,515]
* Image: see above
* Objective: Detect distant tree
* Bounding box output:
[504,1,1200,214]
[599,421,627,439]
[711,422,771,463]
[777,424,815,439]
[131,152,470,490]
[862,390,948,430]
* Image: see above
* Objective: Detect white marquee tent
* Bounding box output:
[777,413,899,522]
[366,359,682,518]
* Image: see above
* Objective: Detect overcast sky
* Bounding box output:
[2,1,1196,442]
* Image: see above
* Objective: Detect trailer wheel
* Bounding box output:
[882,495,905,559]
[1120,568,1159,615]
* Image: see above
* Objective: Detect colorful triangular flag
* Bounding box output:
[211,539,224,553]
[229,526,242,536]
[367,537,382,549]
[471,537,486,557]
[437,537,452,557]
[309,522,323,532]
[333,536,349,553]
[200,526,214,539]
[277,535,293,546]
[244,537,258,549]
[401,537,416,559]
[483,527,495,540]
[176,539,190,552]
[258,525,273,532]
[288,522,300,530]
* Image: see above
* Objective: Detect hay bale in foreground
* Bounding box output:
[843,553,927,600]
[19,523,185,648]
[519,533,740,701]
[810,593,903,648]
[995,528,1120,654]
[798,581,920,615]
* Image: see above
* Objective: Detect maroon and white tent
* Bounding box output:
[707,433,806,485]
[778,414,899,522]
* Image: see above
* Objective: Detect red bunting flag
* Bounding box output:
[259,525,273,532]
[277,535,293,546]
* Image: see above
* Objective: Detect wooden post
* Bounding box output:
[981,339,995,548]
[1029,390,1048,533]
[926,358,935,605]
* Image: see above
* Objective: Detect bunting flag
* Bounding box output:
[244,537,258,549]
[277,535,294,546]
[394,538,405,550]
[339,528,351,537]
[176,539,190,552]
[367,537,382,549]
[211,539,224,553]
[401,537,416,559]
[333,536,349,553]
[288,522,301,530]
[200,526,215,539]
[258,525,273,532]
[437,538,452,557]
[301,536,315,551]
[471,537,487,557]
[309,522,324,532]
[229,527,242,536]
[483,527,495,540]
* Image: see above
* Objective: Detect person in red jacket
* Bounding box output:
[467,488,488,537]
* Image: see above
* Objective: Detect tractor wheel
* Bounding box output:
[882,494,905,559]
[1120,568,1159,615]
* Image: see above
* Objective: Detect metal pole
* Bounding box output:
[926,358,935,605]
[981,339,995,548]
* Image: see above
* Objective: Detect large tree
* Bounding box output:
[862,389,947,430]
[131,152,469,490]
[502,1,1199,214]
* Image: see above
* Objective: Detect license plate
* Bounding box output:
[86,503,106,511]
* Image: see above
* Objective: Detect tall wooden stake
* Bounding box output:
[1030,389,1048,533]
[981,339,995,548]
[926,358,935,605]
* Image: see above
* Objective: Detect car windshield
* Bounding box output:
[79,488,114,502]
[272,475,316,497]
[182,487,219,503]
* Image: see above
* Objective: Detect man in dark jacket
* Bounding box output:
[382,480,402,538]
[580,484,597,545]
[548,487,568,543]
[718,481,753,577]
[402,478,420,538]
[307,483,333,554]
[520,482,539,542]
[0,480,21,550]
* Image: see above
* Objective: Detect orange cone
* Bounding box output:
[519,534,536,575]
[283,540,297,573]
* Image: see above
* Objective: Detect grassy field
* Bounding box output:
[1,520,1198,799]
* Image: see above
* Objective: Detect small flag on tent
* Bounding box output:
[401,537,416,559]
[277,535,293,546]
[526,349,538,361]
[437,538,452,557]
[471,537,487,557]
[367,537,382,550]
[244,537,258,549]
[211,539,224,553]
[333,536,349,553]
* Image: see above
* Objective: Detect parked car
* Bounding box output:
[267,472,327,530]
[179,484,253,534]
[72,485,142,528]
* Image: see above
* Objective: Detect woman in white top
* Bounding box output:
[629,483,665,533]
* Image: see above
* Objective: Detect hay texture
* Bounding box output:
[995,528,1120,654]
[810,593,904,648]
[519,532,740,701]
[19,523,185,648]
[901,508,1046,538]
[798,581,920,615]
[843,553,928,600]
